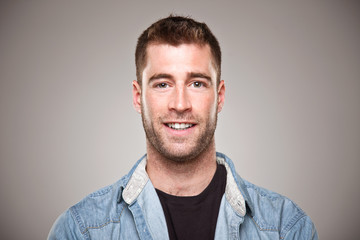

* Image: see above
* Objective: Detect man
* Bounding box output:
[48,15,318,239]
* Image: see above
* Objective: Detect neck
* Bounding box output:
[146,140,217,197]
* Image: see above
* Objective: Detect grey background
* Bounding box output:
[1,1,359,239]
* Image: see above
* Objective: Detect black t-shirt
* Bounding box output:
[155,164,227,240]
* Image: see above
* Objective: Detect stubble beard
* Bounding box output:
[141,109,218,163]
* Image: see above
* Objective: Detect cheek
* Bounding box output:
[141,93,150,120]
[194,94,217,116]
[142,92,163,119]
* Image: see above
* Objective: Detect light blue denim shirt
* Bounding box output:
[48,152,318,239]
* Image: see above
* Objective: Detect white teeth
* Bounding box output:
[167,123,193,130]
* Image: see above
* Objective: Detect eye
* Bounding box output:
[191,81,204,88]
[156,82,169,88]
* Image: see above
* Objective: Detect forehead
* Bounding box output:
[143,43,215,76]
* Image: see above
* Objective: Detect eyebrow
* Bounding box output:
[189,72,212,83]
[148,72,213,84]
[148,73,173,82]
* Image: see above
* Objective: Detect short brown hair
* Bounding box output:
[135,15,221,86]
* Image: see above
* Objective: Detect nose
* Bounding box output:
[168,86,192,112]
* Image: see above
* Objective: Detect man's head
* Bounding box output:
[135,15,221,86]
[133,15,225,162]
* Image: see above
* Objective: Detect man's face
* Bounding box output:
[133,43,225,162]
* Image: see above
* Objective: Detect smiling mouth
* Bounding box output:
[166,123,194,130]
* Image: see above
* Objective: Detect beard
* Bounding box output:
[141,109,218,163]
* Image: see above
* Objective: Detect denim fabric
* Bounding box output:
[48,152,318,240]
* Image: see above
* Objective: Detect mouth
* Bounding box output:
[166,123,195,130]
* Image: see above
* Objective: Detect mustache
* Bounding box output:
[161,112,197,122]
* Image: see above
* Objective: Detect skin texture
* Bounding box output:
[133,43,225,196]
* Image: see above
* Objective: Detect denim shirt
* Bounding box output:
[48,152,318,239]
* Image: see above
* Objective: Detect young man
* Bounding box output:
[48,15,318,239]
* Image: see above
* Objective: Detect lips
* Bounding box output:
[166,123,194,130]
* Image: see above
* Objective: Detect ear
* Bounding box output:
[132,80,142,114]
[217,80,225,113]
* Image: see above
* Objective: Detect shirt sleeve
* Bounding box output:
[47,209,85,240]
[283,215,318,240]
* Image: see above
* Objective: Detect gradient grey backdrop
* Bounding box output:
[1,1,359,239]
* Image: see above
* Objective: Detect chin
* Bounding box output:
[159,145,206,164]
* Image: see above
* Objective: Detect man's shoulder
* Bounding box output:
[243,178,305,217]
[241,178,316,239]
[73,176,128,220]
[48,176,128,239]
[65,156,146,223]
[48,156,147,239]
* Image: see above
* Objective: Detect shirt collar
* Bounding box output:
[121,152,254,217]
[216,152,254,217]
[122,156,149,205]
